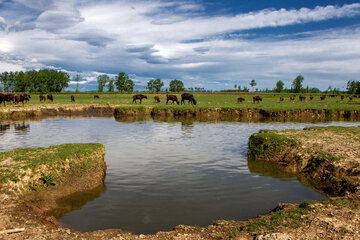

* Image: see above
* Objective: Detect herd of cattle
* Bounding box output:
[1,92,359,107]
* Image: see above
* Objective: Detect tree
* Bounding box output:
[115,72,135,93]
[108,79,115,92]
[346,80,360,94]
[169,79,185,92]
[234,84,237,91]
[97,75,109,92]
[250,80,256,92]
[275,80,284,93]
[147,78,164,92]
[291,75,304,93]
[75,75,81,92]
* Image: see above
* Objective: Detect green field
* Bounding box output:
[3,92,360,111]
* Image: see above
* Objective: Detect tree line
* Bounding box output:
[0,70,70,93]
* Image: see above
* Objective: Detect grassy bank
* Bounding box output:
[2,92,360,111]
[0,143,106,197]
[248,126,360,195]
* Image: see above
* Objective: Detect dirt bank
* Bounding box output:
[1,104,360,121]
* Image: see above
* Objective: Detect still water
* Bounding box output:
[1,118,359,234]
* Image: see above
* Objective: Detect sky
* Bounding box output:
[0,0,360,91]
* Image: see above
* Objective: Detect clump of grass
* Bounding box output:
[248,132,298,159]
[40,172,56,186]
[246,203,311,233]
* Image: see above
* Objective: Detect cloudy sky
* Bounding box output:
[0,0,360,91]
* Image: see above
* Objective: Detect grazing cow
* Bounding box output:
[0,93,5,106]
[71,95,75,102]
[299,95,306,101]
[14,94,30,106]
[181,93,197,105]
[154,96,161,103]
[341,95,345,100]
[310,95,314,100]
[320,95,326,101]
[279,97,284,102]
[253,96,262,103]
[39,94,46,102]
[166,95,179,104]
[330,94,336,98]
[349,97,353,101]
[47,94,53,102]
[94,95,100,99]
[5,94,15,104]
[237,97,245,103]
[290,97,295,101]
[132,94,147,104]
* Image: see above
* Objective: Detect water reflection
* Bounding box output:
[0,124,10,136]
[14,122,30,134]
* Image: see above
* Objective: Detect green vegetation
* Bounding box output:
[0,143,105,190]
[246,202,311,233]
[2,92,360,112]
[147,78,164,92]
[248,132,298,159]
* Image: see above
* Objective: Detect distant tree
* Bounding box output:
[147,78,164,92]
[108,79,115,92]
[115,72,134,93]
[346,80,360,94]
[234,84,237,91]
[250,79,256,92]
[169,79,185,92]
[75,75,81,92]
[97,75,109,92]
[291,75,304,93]
[243,86,249,92]
[275,80,284,93]
[238,85,241,92]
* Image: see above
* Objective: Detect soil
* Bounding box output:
[1,104,360,122]
[0,119,360,239]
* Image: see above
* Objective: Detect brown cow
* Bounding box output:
[71,95,75,102]
[341,95,345,100]
[132,94,147,104]
[290,97,295,101]
[299,95,306,101]
[253,96,262,103]
[320,95,326,100]
[279,97,284,102]
[309,95,314,100]
[166,95,179,104]
[154,96,160,103]
[94,95,100,99]
[14,94,31,106]
[237,97,245,103]
[39,94,46,102]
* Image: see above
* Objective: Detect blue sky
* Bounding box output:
[0,0,360,91]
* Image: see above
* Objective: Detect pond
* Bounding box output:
[1,117,359,234]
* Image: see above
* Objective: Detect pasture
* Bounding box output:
[1,92,360,112]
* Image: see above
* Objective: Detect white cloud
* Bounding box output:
[0,1,360,90]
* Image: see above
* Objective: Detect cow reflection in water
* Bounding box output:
[0,124,10,136]
[14,122,30,135]
[180,121,194,140]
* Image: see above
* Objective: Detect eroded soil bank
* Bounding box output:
[1,104,360,121]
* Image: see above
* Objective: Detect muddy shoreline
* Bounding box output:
[1,105,360,121]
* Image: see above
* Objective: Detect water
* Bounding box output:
[1,117,359,234]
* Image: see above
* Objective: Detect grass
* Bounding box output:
[3,92,360,112]
[246,201,311,233]
[0,143,104,186]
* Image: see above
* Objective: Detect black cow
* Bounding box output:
[71,95,75,102]
[132,94,147,104]
[237,97,245,103]
[166,95,179,104]
[14,94,31,106]
[181,93,196,105]
[310,95,314,100]
[154,96,160,103]
[94,95,100,99]
[299,95,306,101]
[253,96,262,103]
[47,94,53,102]
[320,95,326,101]
[341,95,345,101]
[0,93,5,106]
